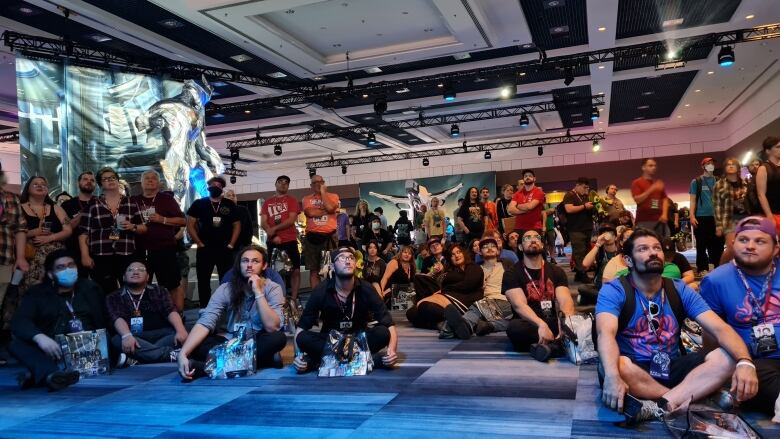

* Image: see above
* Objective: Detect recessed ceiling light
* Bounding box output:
[363,116,374,120]
[519,72,526,76]
[230,54,252,62]
[268,71,287,78]
[402,110,416,115]
[521,43,535,49]
[567,90,577,95]
[437,83,444,88]
[211,113,225,119]
[637,105,650,110]
[453,53,471,60]
[571,113,582,117]
[398,133,409,136]
[18,6,38,15]
[598,65,605,69]
[598,26,607,32]
[244,110,251,114]
[641,91,655,96]
[158,18,184,28]
[364,66,382,74]
[362,94,369,98]
[550,25,570,36]
[86,34,112,43]
[707,71,714,75]
[500,87,512,98]
[677,115,683,118]
[312,76,323,81]
[745,14,755,20]
[395,88,410,94]
[662,18,684,27]
[694,89,702,92]
[211,81,227,87]
[634,116,646,120]
[274,105,286,110]
[684,104,690,107]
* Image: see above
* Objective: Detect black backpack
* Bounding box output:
[592,276,688,356]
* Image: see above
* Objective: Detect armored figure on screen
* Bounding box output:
[368,179,463,213]
[134,75,224,210]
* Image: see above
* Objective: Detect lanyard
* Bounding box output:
[334,289,356,322]
[125,287,146,316]
[211,199,222,215]
[138,194,157,211]
[733,260,776,323]
[522,262,550,301]
[64,293,78,319]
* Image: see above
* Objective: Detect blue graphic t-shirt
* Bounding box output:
[689,176,716,217]
[700,260,780,359]
[596,277,710,362]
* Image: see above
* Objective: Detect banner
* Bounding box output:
[15,57,223,210]
[359,172,496,226]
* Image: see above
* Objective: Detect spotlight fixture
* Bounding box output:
[309,168,316,177]
[346,75,354,92]
[255,127,261,140]
[422,157,429,167]
[519,113,529,127]
[367,132,378,145]
[373,96,387,115]
[443,85,456,101]
[537,146,544,156]
[718,46,735,67]
[484,151,492,160]
[590,106,599,120]
[341,165,347,174]
[230,176,237,184]
[274,144,282,156]
[230,149,239,162]
[499,86,513,98]
[563,67,574,86]
[450,124,460,137]
[592,140,601,152]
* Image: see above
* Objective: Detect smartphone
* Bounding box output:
[623,394,644,420]
[10,268,24,286]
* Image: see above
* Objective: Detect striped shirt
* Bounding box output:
[80,196,143,256]
[0,191,28,265]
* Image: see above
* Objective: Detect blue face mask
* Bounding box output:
[55,268,78,288]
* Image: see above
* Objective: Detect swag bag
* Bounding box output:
[390,284,416,311]
[204,326,256,379]
[55,329,110,377]
[318,329,373,377]
[559,312,599,365]
[664,405,762,438]
[282,301,301,335]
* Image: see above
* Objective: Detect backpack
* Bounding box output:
[746,160,778,214]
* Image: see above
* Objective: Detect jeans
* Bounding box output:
[110,327,176,364]
[9,337,61,386]
[692,216,723,272]
[195,246,234,306]
[462,298,512,332]
[506,318,559,352]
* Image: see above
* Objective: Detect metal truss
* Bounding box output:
[305,132,606,169]
[226,95,604,149]
[223,166,247,177]
[0,131,19,142]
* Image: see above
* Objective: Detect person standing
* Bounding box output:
[186,176,240,307]
[0,167,29,332]
[302,174,339,290]
[508,170,545,236]
[352,200,374,249]
[394,210,413,246]
[261,175,302,306]
[631,158,670,239]
[496,184,515,236]
[225,190,254,248]
[373,207,389,231]
[423,197,447,241]
[563,177,595,283]
[480,187,498,233]
[757,136,780,235]
[603,184,626,225]
[61,172,96,266]
[713,158,749,264]
[79,167,147,296]
[457,187,488,243]
[131,170,186,312]
[689,157,722,274]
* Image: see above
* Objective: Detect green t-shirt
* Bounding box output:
[615,262,681,280]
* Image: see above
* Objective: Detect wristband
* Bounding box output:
[736,360,756,370]
[121,333,132,340]
[163,217,167,225]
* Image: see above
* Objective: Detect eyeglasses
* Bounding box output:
[240,258,263,264]
[126,266,147,273]
[481,243,498,249]
[101,176,118,182]
[336,255,356,263]
[522,235,542,242]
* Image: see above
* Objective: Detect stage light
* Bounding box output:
[563,67,574,86]
[592,140,600,152]
[367,132,378,145]
[590,106,599,120]
[373,97,387,115]
[537,146,544,156]
[443,85,456,101]
[274,144,282,156]
[230,149,239,162]
[718,46,735,67]
[341,165,347,174]
[450,124,460,137]
[499,86,512,98]
[422,157,429,166]
[230,176,237,184]
[484,151,492,160]
[519,113,529,127]
[309,168,316,177]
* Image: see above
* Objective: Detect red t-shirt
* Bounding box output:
[261,194,300,243]
[512,186,545,231]
[131,192,184,252]
[631,177,667,222]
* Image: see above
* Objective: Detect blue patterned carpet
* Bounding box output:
[0,316,777,439]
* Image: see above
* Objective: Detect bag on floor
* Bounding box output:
[318,329,373,377]
[680,318,703,353]
[663,404,762,438]
[56,328,110,377]
[204,326,256,379]
[559,312,599,365]
[390,284,415,311]
[282,300,301,335]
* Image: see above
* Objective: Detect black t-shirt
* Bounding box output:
[298,278,394,333]
[671,252,692,274]
[394,218,412,245]
[61,197,94,252]
[363,258,386,284]
[236,204,254,247]
[363,228,393,251]
[457,201,486,237]
[186,197,240,247]
[502,262,568,325]
[562,191,593,232]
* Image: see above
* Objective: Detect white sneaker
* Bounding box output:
[169,348,181,363]
[627,399,666,423]
[116,353,127,368]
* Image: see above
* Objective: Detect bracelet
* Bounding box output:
[163,217,167,225]
[736,357,754,364]
[736,360,756,370]
[121,333,132,339]
[254,294,265,301]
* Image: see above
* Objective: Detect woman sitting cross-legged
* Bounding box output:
[177,245,287,380]
[379,244,415,303]
[405,243,484,330]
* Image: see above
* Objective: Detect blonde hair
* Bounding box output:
[354,199,370,216]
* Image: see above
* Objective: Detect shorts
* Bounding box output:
[635,352,705,388]
[267,240,301,269]
[303,232,336,271]
[146,249,182,290]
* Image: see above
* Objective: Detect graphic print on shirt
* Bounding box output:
[309,198,329,226]
[525,277,555,302]
[735,291,780,325]
[624,313,678,359]
[267,201,289,224]
[468,205,482,222]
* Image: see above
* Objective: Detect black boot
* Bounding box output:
[444,305,472,340]
[45,370,79,391]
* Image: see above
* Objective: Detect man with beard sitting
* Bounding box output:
[596,228,758,422]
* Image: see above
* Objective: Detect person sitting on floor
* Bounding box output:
[504,230,575,361]
[579,223,621,305]
[475,229,519,264]
[699,216,778,415]
[601,227,634,283]
[413,238,448,301]
[9,249,106,391]
[379,245,415,304]
[293,247,398,373]
[611,237,696,287]
[362,240,387,297]
[443,236,514,339]
[106,261,188,367]
[596,228,758,422]
[177,245,287,380]
[406,243,484,330]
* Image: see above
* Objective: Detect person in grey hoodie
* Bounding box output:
[177,245,286,380]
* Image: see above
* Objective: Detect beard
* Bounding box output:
[80,184,95,195]
[523,247,543,256]
[733,251,774,271]
[635,257,664,274]
[125,280,144,289]
[335,268,354,280]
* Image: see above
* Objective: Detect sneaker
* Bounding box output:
[626,398,666,423]
[474,320,494,336]
[169,348,181,363]
[16,371,34,390]
[444,305,472,340]
[529,343,552,362]
[116,353,128,369]
[45,370,79,391]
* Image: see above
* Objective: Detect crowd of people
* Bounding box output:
[0,135,778,425]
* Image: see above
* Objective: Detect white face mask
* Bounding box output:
[704,164,715,173]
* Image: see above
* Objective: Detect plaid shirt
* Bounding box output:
[713,177,748,231]
[80,196,142,256]
[105,284,175,326]
[0,191,28,266]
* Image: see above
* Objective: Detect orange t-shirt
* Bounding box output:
[302,192,340,234]
[483,200,498,232]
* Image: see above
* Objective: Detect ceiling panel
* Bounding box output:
[551,85,595,128]
[615,0,741,39]
[609,70,697,124]
[518,0,589,50]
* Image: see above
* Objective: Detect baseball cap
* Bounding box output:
[700,157,714,166]
[479,237,498,248]
[735,216,778,240]
[331,247,356,263]
[276,175,290,183]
